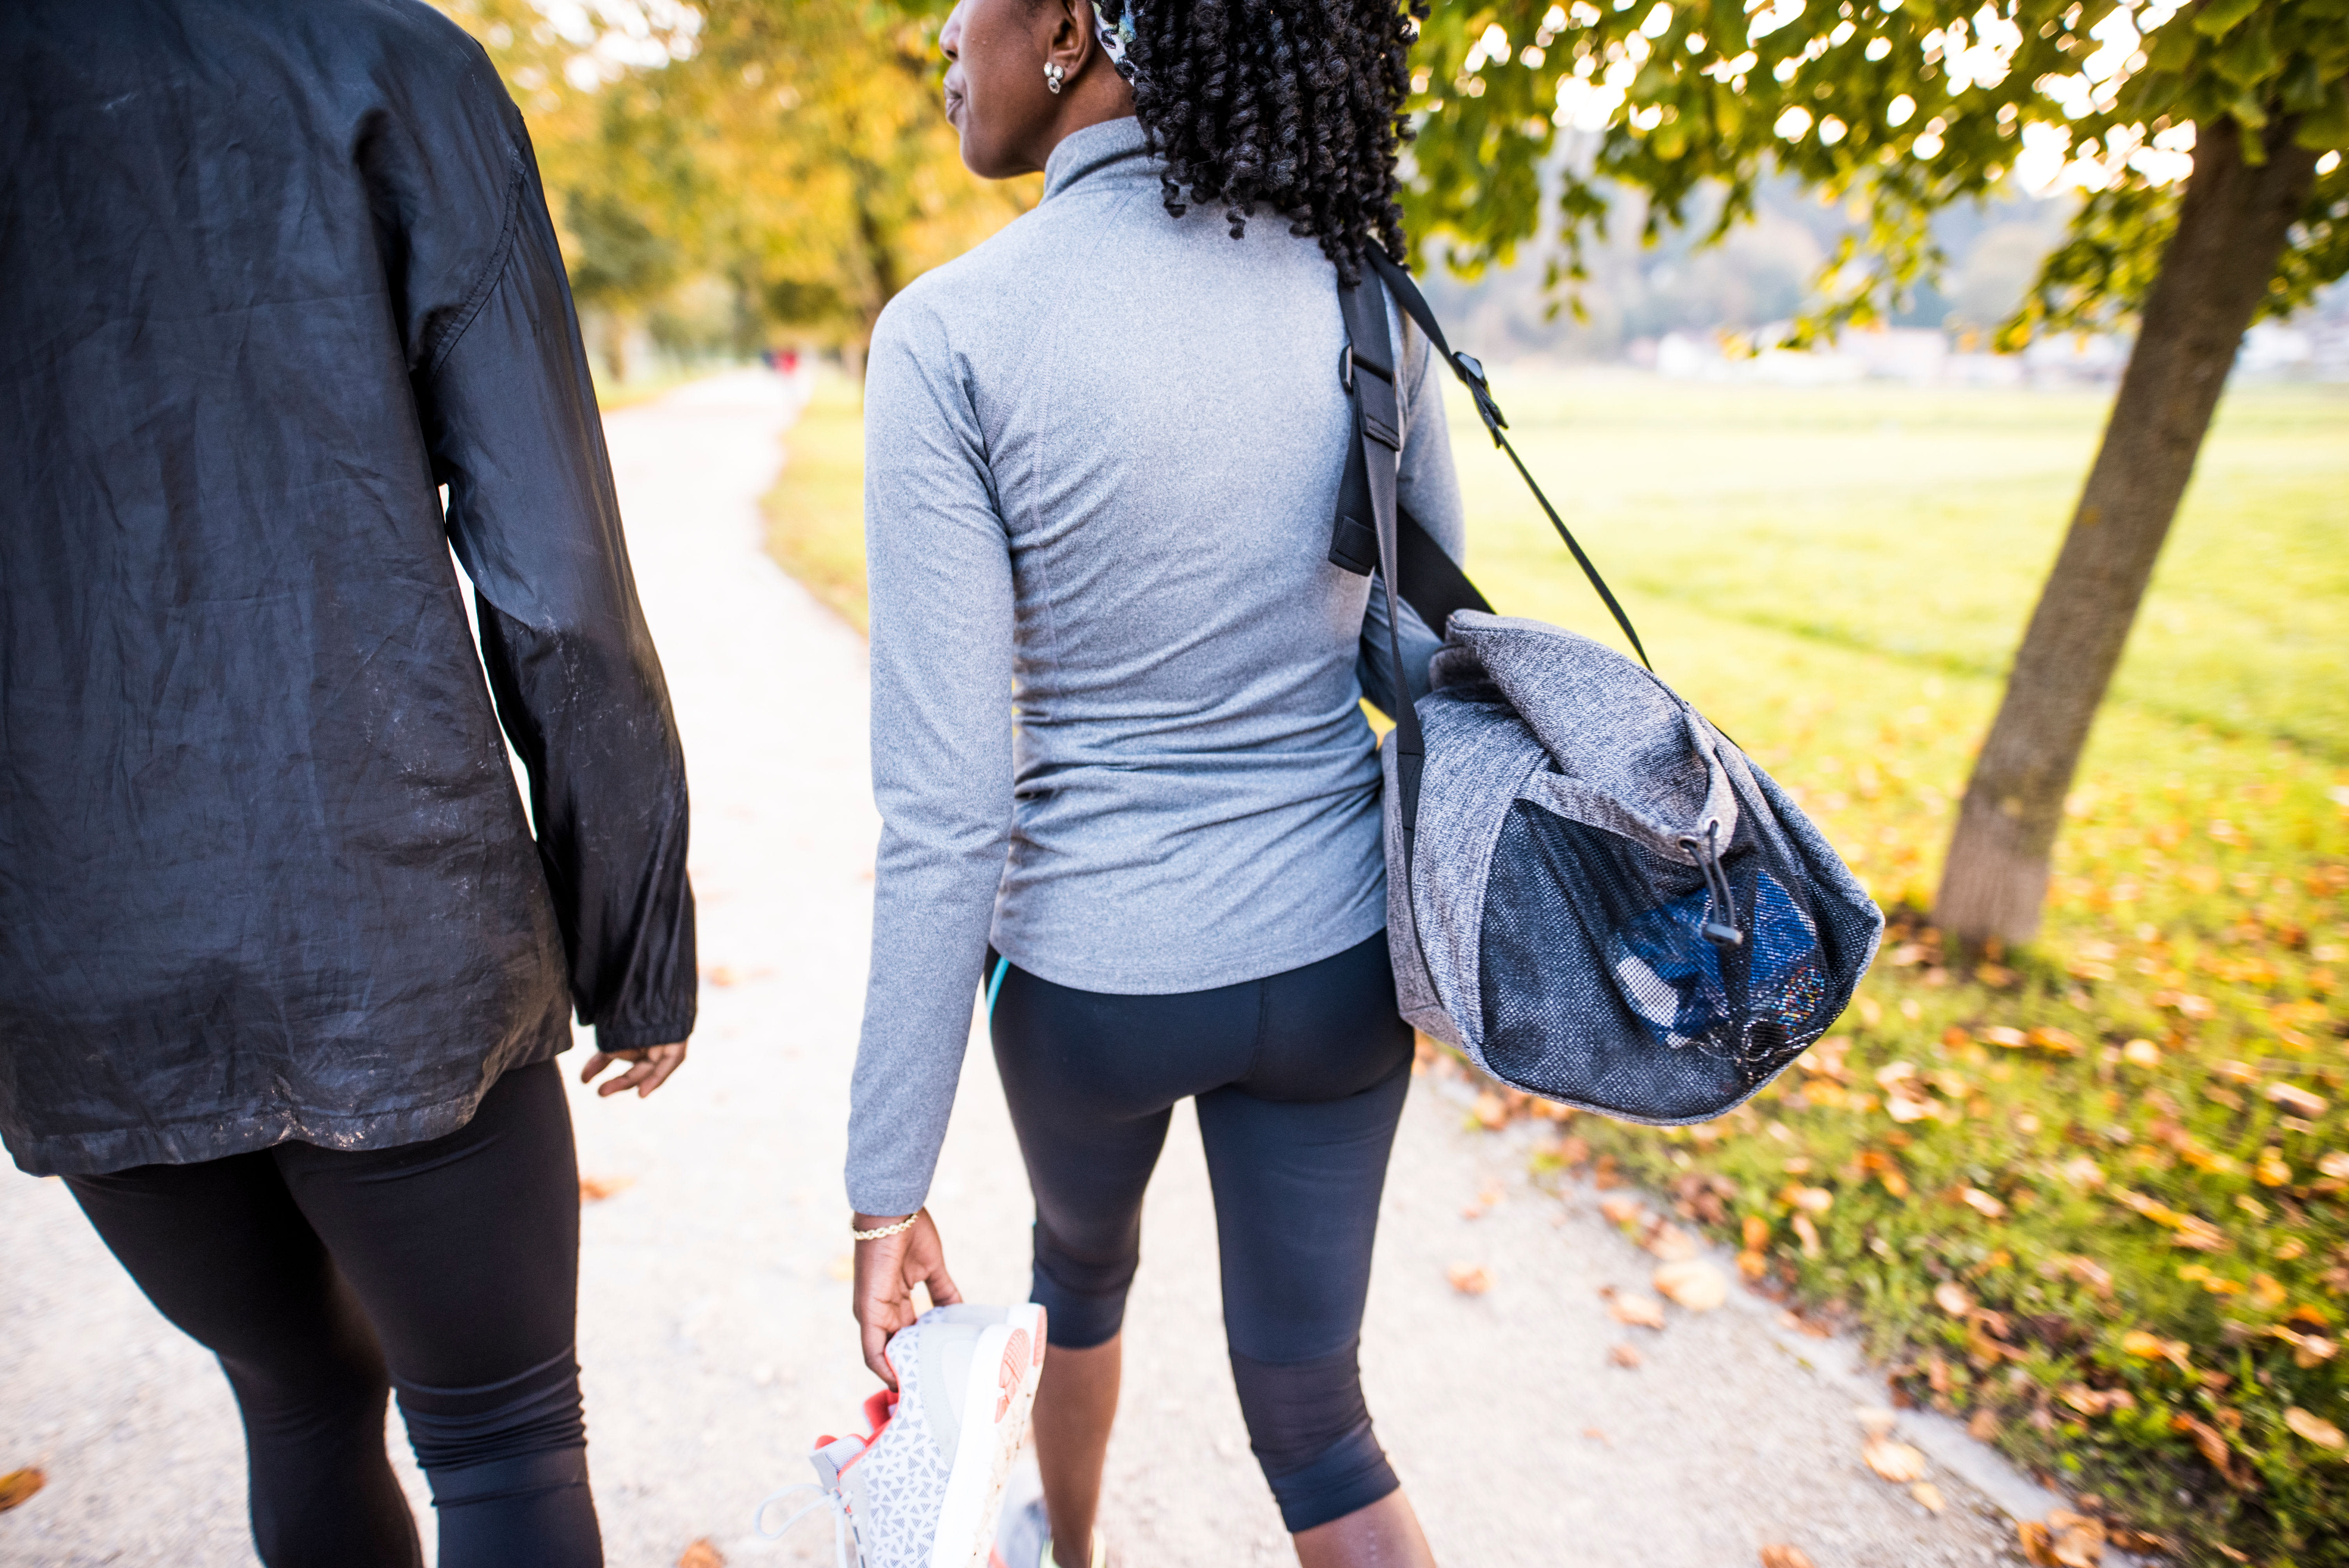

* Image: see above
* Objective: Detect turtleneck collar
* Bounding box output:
[1040,116,1151,204]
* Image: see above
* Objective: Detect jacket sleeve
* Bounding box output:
[412,116,696,1054]
[845,293,1016,1217]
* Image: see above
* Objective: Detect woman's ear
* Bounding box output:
[1042,0,1092,91]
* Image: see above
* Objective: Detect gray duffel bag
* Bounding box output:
[1339,249,1883,1123]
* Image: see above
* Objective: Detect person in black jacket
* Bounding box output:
[0,2,695,1563]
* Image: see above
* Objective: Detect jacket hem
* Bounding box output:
[4,1030,572,1178]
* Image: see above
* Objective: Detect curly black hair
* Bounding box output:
[1107,0,1426,283]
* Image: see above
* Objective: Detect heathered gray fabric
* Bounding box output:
[846,117,1466,1215]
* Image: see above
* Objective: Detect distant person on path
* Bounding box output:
[0,3,695,1565]
[847,2,1457,1564]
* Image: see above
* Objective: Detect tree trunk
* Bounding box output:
[1933,116,2318,945]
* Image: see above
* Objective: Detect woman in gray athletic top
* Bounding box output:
[847,3,1459,1563]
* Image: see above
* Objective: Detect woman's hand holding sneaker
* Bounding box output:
[852,1210,963,1385]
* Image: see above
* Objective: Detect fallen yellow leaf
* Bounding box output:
[1644,1223,1699,1262]
[2044,1510,2107,1567]
[1933,1282,1973,1317]
[1654,1260,1728,1311]
[578,1175,634,1203]
[1446,1263,1492,1296]
[2284,1407,2345,1450]
[2120,1329,2192,1372]
[2120,1039,2161,1069]
[2058,1156,2105,1190]
[0,1468,44,1511]
[1608,1291,1666,1329]
[678,1539,727,1568]
[1862,1435,1928,1483]
[1911,1481,1945,1514]
[2265,1082,2328,1118]
[1758,1547,1815,1568]
[1609,1341,1644,1368]
[1958,1187,2006,1219]
[1599,1195,1645,1226]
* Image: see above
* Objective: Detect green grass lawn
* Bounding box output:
[762,363,2349,1565]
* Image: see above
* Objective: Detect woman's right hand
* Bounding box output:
[851,1209,963,1386]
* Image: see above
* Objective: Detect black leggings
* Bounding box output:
[62,1060,599,1568]
[989,929,1414,1534]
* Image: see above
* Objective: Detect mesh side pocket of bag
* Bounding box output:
[1475,800,1752,1123]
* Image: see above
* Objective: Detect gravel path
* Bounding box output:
[2,370,2056,1568]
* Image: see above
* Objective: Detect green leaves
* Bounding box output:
[1403,0,2349,348]
[2191,0,2267,40]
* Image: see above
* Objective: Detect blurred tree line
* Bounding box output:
[435,0,1031,377]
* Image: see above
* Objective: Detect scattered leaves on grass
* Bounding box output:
[578,1175,634,1203]
[677,1539,726,1568]
[1654,1259,1728,1311]
[1608,1291,1667,1329]
[1757,1547,1815,1568]
[1609,1342,1645,1368]
[2170,1414,2253,1490]
[0,1468,44,1511]
[1862,1435,1928,1483]
[1445,1263,1491,1296]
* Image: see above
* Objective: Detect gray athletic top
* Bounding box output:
[847,116,1466,1215]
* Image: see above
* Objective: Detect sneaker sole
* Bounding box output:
[931,1302,1047,1568]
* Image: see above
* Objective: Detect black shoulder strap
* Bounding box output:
[1355,246,1651,672]
[1333,261,1429,835]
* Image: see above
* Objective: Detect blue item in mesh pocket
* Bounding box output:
[1335,247,1882,1123]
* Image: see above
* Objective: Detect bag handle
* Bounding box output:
[1347,246,1652,673]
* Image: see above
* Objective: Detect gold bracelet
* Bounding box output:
[851,1213,919,1242]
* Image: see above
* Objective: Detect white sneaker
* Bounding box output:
[765,1303,1047,1568]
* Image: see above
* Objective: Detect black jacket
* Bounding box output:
[1,0,695,1175]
